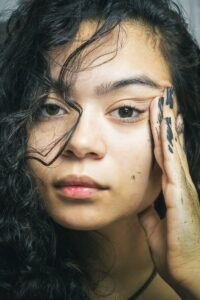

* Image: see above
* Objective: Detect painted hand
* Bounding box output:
[138,87,200,299]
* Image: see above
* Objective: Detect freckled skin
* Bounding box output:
[27,22,172,231]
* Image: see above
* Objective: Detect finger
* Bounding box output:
[161,87,199,209]
[175,113,189,174]
[176,113,184,145]
[138,206,167,260]
[149,96,165,172]
[138,205,161,238]
[159,88,186,212]
[161,87,188,184]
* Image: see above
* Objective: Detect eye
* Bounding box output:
[37,103,67,118]
[109,105,145,123]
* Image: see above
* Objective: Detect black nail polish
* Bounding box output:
[168,145,173,154]
[166,87,174,109]
[158,97,164,123]
[165,117,174,153]
[159,97,164,108]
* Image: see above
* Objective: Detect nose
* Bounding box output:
[63,109,106,160]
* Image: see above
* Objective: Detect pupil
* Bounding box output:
[46,104,60,115]
[119,107,133,118]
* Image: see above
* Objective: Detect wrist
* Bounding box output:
[176,288,200,300]
[171,278,200,300]
[163,267,200,300]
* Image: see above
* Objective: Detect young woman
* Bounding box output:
[0,0,200,299]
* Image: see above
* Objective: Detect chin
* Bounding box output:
[51,215,112,231]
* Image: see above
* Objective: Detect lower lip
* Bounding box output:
[57,186,102,198]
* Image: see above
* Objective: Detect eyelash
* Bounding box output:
[36,102,145,123]
[110,105,145,123]
[36,102,68,119]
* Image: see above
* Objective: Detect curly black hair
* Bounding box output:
[0,0,200,299]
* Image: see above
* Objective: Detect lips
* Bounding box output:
[54,175,108,199]
[54,175,108,190]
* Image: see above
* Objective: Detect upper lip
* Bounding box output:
[54,175,109,190]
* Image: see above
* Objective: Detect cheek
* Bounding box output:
[112,123,153,178]
[110,124,156,206]
[26,160,53,195]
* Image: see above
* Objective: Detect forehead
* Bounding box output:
[50,20,171,88]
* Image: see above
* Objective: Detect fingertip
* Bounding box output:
[138,206,160,236]
[176,113,184,135]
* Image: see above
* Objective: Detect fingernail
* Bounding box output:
[166,87,174,109]
[165,117,174,153]
[176,113,184,135]
[158,97,164,123]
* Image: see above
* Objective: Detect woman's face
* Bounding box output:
[27,22,172,230]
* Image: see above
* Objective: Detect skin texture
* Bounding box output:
[27,22,170,231]
[27,21,200,299]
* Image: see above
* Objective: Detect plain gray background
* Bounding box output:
[0,0,200,44]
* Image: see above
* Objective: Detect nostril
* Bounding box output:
[63,149,76,158]
[63,149,102,160]
[61,132,106,159]
[89,152,98,157]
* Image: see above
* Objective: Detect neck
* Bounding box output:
[85,216,154,299]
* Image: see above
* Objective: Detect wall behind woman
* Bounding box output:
[0,0,199,44]
[175,0,200,45]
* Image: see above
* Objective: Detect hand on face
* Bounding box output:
[138,87,200,299]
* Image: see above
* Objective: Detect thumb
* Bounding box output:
[138,206,161,240]
[138,207,170,279]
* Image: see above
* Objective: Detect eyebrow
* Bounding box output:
[95,75,162,96]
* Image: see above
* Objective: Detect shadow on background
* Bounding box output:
[0,22,6,41]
